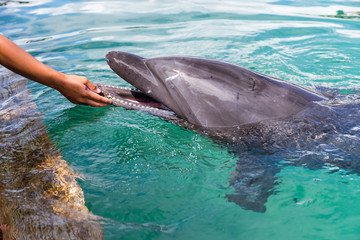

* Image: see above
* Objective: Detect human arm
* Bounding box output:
[0,34,112,107]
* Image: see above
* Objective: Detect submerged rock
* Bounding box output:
[0,67,103,239]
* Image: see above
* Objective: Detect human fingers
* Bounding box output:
[83,99,110,107]
[84,79,101,94]
[85,88,112,105]
[76,94,110,107]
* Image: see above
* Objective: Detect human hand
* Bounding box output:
[54,74,112,107]
[0,35,112,107]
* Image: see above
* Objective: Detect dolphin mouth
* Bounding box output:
[96,84,178,119]
[97,84,168,109]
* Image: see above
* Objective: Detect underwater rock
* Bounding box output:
[0,67,103,239]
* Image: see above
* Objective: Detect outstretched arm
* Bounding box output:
[0,34,112,107]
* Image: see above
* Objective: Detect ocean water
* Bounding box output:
[1,0,360,239]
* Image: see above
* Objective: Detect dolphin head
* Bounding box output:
[103,51,324,128]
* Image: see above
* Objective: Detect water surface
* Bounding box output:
[1,0,360,239]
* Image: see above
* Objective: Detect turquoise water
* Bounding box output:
[1,0,360,239]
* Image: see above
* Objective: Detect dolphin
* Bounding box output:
[99,51,325,128]
[97,51,340,212]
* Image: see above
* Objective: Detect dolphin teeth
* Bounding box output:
[112,97,157,110]
[102,84,134,91]
[98,84,170,112]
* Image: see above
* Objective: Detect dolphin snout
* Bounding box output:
[105,51,157,96]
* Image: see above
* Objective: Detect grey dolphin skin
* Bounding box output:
[101,51,324,128]
[98,51,360,213]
